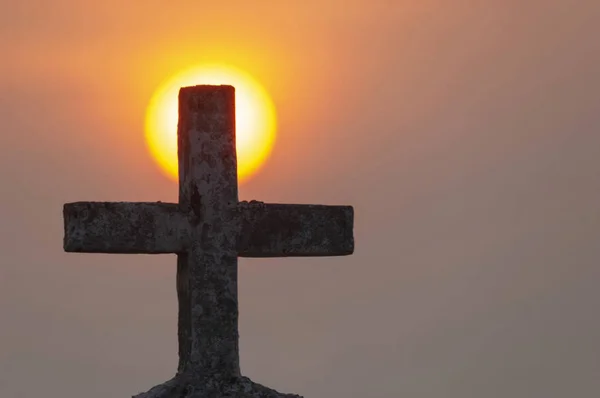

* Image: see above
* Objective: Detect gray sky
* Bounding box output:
[1,1,599,397]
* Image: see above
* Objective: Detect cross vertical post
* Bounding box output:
[177,86,240,380]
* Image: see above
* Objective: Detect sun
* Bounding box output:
[145,65,277,183]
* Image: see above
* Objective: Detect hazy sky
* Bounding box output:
[1,1,599,397]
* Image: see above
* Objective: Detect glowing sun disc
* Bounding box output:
[145,65,277,183]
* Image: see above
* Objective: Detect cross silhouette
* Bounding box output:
[63,85,354,397]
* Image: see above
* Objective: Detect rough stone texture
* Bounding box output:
[63,202,186,253]
[132,376,302,398]
[177,86,242,383]
[62,85,355,397]
[63,201,353,256]
[238,202,353,257]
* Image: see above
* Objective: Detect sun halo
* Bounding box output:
[145,65,277,183]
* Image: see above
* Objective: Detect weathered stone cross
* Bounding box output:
[63,85,354,398]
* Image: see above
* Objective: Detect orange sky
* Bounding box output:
[1,1,599,397]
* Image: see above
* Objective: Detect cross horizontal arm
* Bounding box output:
[63,202,186,254]
[64,201,354,257]
[238,203,354,257]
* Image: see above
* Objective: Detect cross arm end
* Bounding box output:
[63,201,185,254]
[238,202,354,257]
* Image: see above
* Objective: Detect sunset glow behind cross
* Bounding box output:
[145,65,277,182]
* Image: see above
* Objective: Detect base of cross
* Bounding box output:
[133,375,303,398]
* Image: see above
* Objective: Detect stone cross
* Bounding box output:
[63,85,354,398]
